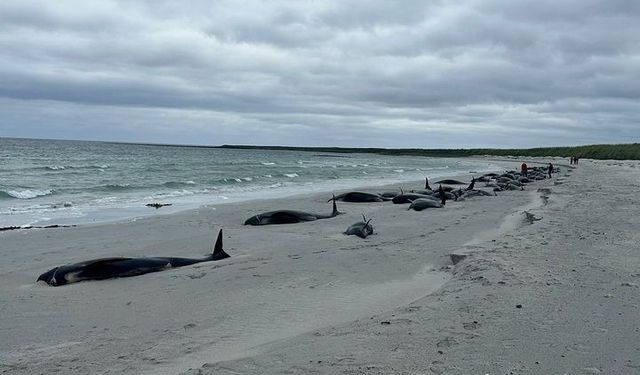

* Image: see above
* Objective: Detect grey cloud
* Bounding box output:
[0,0,638,148]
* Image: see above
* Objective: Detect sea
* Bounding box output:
[0,138,498,227]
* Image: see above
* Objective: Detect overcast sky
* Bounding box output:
[0,0,638,148]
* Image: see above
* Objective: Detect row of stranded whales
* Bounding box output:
[335,176,495,203]
[485,166,551,192]
[331,167,553,215]
[244,196,342,225]
[38,167,556,285]
[241,175,499,230]
[38,230,229,286]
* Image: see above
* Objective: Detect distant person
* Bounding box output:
[575,156,579,165]
[520,162,528,177]
[570,156,574,165]
[438,184,446,206]
[548,163,553,178]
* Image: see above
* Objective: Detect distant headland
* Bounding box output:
[219,143,640,160]
[3,137,638,160]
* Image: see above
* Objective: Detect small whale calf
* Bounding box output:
[344,215,374,238]
[408,198,443,211]
[37,230,229,286]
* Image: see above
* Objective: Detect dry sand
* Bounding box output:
[1,158,639,374]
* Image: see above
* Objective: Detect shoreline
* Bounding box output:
[5,157,629,375]
[0,157,500,229]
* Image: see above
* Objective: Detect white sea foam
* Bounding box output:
[284,173,299,178]
[261,162,276,165]
[160,189,201,198]
[6,189,53,199]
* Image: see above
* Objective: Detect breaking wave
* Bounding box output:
[0,189,53,200]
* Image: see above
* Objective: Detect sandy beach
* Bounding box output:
[1,157,639,375]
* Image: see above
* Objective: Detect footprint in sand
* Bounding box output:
[462,321,480,330]
[436,336,458,348]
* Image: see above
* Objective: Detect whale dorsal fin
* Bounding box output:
[212,229,230,260]
[331,194,343,216]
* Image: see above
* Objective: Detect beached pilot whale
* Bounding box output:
[435,179,466,185]
[392,188,437,204]
[37,230,229,286]
[332,192,390,202]
[244,196,342,225]
[408,198,443,211]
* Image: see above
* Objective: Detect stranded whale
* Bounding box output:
[37,230,229,286]
[332,192,390,202]
[344,215,374,238]
[408,198,443,211]
[244,197,342,225]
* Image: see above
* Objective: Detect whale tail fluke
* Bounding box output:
[466,177,476,191]
[212,229,230,260]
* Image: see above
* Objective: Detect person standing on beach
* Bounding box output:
[521,162,528,177]
[438,184,446,206]
[548,163,553,178]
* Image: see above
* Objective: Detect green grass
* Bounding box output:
[218,143,640,160]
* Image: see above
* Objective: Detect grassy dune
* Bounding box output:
[219,144,640,160]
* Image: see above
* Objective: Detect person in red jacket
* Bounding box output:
[521,162,528,177]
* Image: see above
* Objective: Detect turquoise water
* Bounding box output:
[0,138,496,227]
